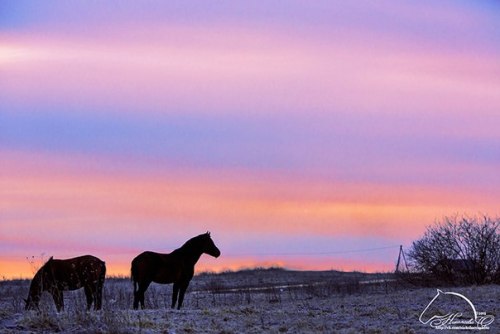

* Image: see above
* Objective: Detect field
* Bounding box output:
[0,268,498,333]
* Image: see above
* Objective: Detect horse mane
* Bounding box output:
[174,233,210,254]
[31,256,53,279]
[28,257,53,294]
[30,268,43,287]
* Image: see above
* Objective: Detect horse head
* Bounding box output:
[25,256,55,310]
[24,294,40,311]
[202,232,221,258]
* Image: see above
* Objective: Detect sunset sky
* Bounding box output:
[1,1,500,278]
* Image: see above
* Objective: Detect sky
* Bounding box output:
[1,1,500,278]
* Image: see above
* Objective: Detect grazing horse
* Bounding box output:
[25,255,106,312]
[131,232,221,310]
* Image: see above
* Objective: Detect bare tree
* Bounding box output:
[408,215,499,284]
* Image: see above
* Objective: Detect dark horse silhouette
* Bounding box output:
[131,232,221,309]
[25,255,106,312]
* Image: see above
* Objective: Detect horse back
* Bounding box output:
[51,255,106,290]
[131,251,186,284]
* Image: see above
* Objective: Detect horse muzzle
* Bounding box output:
[212,248,221,258]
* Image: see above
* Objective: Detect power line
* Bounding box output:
[225,245,400,257]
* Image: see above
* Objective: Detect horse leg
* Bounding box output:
[133,281,140,309]
[52,289,64,312]
[171,283,179,309]
[137,281,151,309]
[132,280,146,309]
[84,285,93,311]
[177,281,190,310]
[95,281,103,310]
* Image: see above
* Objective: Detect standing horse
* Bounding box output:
[131,232,221,310]
[25,255,106,312]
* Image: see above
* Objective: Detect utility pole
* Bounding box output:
[395,245,409,273]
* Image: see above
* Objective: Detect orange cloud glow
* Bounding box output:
[1,150,498,278]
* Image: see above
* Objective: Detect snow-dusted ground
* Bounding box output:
[0,269,498,333]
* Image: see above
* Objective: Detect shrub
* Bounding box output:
[407,215,499,284]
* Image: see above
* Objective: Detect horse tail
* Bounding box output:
[100,261,106,284]
[131,260,137,293]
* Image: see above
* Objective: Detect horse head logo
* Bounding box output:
[418,289,496,329]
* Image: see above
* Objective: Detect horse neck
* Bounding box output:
[29,271,44,297]
[176,243,204,265]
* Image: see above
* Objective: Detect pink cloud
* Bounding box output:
[2,22,499,118]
